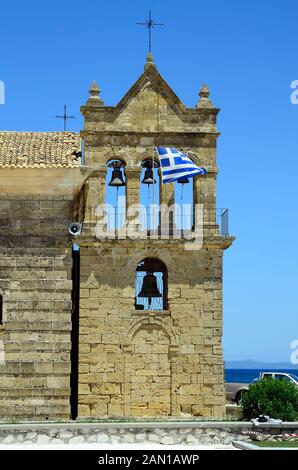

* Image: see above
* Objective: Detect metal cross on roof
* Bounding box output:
[136,10,164,53]
[55,104,75,131]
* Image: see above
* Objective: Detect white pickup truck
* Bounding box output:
[226,371,298,405]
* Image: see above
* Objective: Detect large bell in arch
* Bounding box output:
[141,159,158,186]
[141,168,156,185]
[108,168,126,187]
[177,176,190,185]
[137,271,162,306]
[177,175,190,199]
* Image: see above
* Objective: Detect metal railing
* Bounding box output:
[86,205,230,238]
[219,208,229,236]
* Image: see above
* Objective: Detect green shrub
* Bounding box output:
[242,378,298,421]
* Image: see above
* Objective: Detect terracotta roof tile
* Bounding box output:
[0,132,81,168]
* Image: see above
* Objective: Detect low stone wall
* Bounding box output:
[245,429,298,443]
[226,405,243,420]
[0,422,298,446]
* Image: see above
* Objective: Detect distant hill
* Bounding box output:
[225,359,298,370]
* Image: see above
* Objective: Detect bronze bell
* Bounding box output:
[138,272,162,305]
[178,176,189,199]
[141,168,156,185]
[177,176,190,184]
[108,168,126,187]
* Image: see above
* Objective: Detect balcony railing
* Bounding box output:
[219,208,229,236]
[84,205,230,239]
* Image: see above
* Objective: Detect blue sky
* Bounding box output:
[0,0,297,362]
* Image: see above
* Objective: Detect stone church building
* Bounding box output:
[0,55,234,421]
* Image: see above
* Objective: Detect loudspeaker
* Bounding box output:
[68,222,82,237]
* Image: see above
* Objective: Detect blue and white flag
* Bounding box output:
[156,147,207,184]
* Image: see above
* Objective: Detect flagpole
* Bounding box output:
[152,145,155,230]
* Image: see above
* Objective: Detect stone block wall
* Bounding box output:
[0,194,73,421]
[78,242,225,419]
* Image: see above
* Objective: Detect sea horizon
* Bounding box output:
[225,367,298,383]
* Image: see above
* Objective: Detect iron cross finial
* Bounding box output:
[55,104,75,131]
[136,10,164,53]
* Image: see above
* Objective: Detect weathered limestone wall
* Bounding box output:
[0,61,234,422]
[0,194,73,420]
[78,243,225,419]
[78,60,234,420]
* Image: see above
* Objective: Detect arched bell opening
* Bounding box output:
[140,158,160,232]
[105,158,126,229]
[135,257,168,311]
[174,155,195,231]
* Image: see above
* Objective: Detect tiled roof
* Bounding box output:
[0,132,81,168]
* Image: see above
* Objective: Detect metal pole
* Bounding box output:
[152,145,155,232]
[63,105,66,131]
[149,10,152,53]
[116,186,118,237]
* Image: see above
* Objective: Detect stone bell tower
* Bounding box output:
[77,54,234,418]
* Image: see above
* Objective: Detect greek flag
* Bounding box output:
[156,147,207,184]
